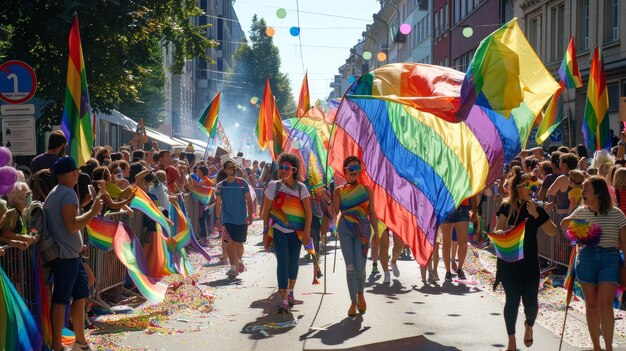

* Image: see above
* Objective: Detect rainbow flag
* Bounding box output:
[130,186,170,236]
[198,91,221,138]
[178,198,212,263]
[256,79,286,160]
[0,266,42,351]
[297,73,311,116]
[169,201,191,251]
[31,243,51,348]
[326,98,341,124]
[564,244,578,305]
[536,81,566,145]
[113,223,168,304]
[86,216,118,251]
[190,184,213,206]
[145,227,176,278]
[583,47,610,152]
[61,16,93,166]
[487,221,526,262]
[558,35,583,89]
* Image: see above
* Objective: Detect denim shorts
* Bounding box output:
[51,257,90,304]
[575,246,620,285]
[224,223,248,243]
[442,205,470,224]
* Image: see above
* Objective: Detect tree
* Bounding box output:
[0,0,217,127]
[222,16,296,130]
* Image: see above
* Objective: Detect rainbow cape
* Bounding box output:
[558,35,583,89]
[0,266,42,351]
[487,221,526,262]
[329,18,558,266]
[130,186,170,236]
[86,216,119,251]
[582,47,610,152]
[61,15,93,166]
[113,222,168,304]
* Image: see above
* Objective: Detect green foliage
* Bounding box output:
[0,0,217,127]
[223,16,296,128]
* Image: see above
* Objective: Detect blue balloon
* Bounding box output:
[289,26,300,36]
[347,76,356,83]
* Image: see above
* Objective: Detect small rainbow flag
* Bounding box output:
[86,216,118,251]
[198,92,221,138]
[564,244,578,304]
[487,220,526,262]
[130,186,170,236]
[190,185,213,205]
[558,35,583,89]
[582,47,610,152]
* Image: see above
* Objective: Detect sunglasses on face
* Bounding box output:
[279,164,294,171]
[345,165,362,173]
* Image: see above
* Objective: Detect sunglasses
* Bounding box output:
[279,164,294,171]
[345,165,362,173]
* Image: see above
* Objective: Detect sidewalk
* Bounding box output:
[119,226,597,350]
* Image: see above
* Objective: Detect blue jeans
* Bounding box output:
[576,246,620,285]
[273,229,302,289]
[338,219,369,303]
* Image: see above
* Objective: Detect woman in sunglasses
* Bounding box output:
[332,156,379,316]
[261,153,312,314]
[493,166,557,351]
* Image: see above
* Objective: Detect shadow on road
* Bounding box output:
[241,313,303,339]
[299,315,370,345]
[365,279,414,297]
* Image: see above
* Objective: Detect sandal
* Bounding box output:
[524,321,533,347]
[357,295,367,314]
[348,303,357,317]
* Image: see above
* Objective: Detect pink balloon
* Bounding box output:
[400,23,412,35]
[0,147,12,167]
[0,183,14,196]
[0,166,17,186]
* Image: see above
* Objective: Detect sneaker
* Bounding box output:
[371,264,379,275]
[278,302,290,314]
[391,262,400,277]
[238,262,245,273]
[71,342,92,351]
[456,269,466,280]
[445,271,453,281]
[383,271,391,283]
[226,268,238,277]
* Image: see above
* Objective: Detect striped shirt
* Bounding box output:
[569,206,626,248]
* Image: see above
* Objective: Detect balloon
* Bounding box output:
[237,104,242,110]
[0,147,12,167]
[276,8,287,19]
[250,96,259,104]
[362,51,372,60]
[0,166,17,186]
[0,183,13,196]
[235,123,240,128]
[266,27,275,37]
[377,52,387,62]
[347,76,356,83]
[400,23,412,35]
[289,27,300,36]
[462,26,474,38]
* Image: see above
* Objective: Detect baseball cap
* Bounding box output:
[53,157,78,175]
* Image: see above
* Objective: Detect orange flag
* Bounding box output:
[256,79,286,160]
[297,72,310,116]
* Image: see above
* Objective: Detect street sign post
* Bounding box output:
[0,60,37,104]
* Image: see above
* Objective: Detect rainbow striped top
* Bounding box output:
[339,183,370,224]
[271,191,305,235]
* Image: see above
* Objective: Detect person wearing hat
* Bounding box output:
[46,157,103,351]
[215,158,254,277]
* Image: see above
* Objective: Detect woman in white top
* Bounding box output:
[561,176,626,351]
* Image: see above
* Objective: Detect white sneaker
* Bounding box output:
[391,262,400,277]
[383,271,391,283]
[226,268,238,277]
[71,342,92,351]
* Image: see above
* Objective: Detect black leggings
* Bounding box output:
[500,268,539,335]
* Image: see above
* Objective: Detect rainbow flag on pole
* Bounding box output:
[61,15,93,166]
[198,92,220,138]
[582,47,610,151]
[297,72,310,116]
[487,220,526,262]
[558,35,583,89]
[130,186,171,236]
[536,81,566,145]
[256,79,286,160]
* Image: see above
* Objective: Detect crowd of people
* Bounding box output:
[3,126,626,351]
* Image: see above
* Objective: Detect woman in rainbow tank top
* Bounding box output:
[333,156,379,316]
[261,153,312,314]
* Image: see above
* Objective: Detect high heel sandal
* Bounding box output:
[524,321,534,347]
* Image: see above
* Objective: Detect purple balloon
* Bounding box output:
[0,147,11,167]
[0,183,14,196]
[0,166,17,186]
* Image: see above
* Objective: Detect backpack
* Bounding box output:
[25,200,60,264]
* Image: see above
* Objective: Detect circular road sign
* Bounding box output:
[0,60,37,104]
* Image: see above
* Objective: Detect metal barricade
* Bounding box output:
[0,246,32,299]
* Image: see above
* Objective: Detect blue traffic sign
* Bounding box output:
[549,128,562,143]
[0,60,37,104]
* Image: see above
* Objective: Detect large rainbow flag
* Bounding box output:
[487,221,526,262]
[198,91,221,138]
[0,266,42,351]
[328,18,558,265]
[61,15,93,167]
[558,35,583,89]
[583,47,610,152]
[130,186,171,236]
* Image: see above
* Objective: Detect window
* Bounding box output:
[454,0,460,24]
[604,0,619,43]
[503,0,514,22]
[577,0,589,50]
[434,9,439,38]
[461,0,467,19]
[550,4,565,62]
[528,15,543,59]
[444,3,448,30]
